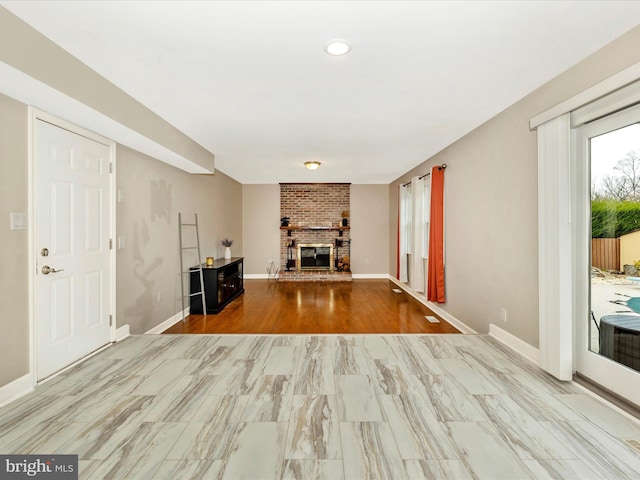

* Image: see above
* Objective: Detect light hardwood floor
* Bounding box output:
[1,334,639,479]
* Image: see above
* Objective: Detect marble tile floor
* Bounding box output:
[1,334,640,479]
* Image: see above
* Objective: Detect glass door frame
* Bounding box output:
[573,103,640,404]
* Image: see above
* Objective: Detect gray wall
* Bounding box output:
[117,146,242,334]
[389,25,640,348]
[0,92,29,387]
[242,184,280,275]
[241,184,389,276]
[351,185,389,275]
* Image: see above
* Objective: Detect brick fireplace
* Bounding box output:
[280,183,351,281]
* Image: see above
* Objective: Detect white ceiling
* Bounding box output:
[4,1,640,184]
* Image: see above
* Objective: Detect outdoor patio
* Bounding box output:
[591,270,640,356]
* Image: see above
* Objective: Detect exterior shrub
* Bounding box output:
[592,200,640,238]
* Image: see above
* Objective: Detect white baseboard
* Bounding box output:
[424,302,477,334]
[387,276,476,334]
[115,324,130,342]
[145,308,189,334]
[0,374,34,408]
[489,323,540,366]
[246,273,388,279]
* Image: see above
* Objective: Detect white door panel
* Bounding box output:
[35,119,112,380]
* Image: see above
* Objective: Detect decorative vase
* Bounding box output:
[224,246,231,259]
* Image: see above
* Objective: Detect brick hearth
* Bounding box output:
[277,270,352,282]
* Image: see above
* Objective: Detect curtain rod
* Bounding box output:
[401,164,447,187]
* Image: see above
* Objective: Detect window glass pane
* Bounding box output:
[590,123,640,373]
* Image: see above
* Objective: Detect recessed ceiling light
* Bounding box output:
[324,39,351,56]
[305,161,321,170]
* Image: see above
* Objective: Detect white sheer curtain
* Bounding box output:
[398,184,411,282]
[423,176,431,289]
[410,177,426,292]
[398,177,430,292]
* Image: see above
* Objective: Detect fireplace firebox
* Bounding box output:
[297,243,334,270]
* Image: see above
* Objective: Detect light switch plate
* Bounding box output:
[10,212,27,231]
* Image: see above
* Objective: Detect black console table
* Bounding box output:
[190,257,244,314]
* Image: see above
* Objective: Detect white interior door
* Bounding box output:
[35,117,113,381]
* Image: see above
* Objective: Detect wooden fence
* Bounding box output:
[592,238,620,272]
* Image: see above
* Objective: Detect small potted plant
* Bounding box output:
[220,237,233,259]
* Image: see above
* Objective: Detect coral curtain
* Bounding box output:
[427,165,446,303]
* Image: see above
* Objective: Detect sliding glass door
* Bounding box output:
[574,104,640,402]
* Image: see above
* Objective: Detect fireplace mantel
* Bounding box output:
[280,226,350,237]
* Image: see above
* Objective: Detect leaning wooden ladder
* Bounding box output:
[179,213,206,321]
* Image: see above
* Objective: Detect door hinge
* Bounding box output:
[109,314,113,326]
[109,162,113,174]
[109,238,113,250]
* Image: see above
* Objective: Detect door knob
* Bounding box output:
[41,265,64,275]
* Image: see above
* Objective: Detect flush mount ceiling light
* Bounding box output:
[324,39,351,56]
[304,161,321,170]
